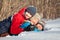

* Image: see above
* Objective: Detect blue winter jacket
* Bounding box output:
[20,21,41,32]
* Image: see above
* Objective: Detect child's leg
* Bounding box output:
[0,16,11,37]
[0,32,9,37]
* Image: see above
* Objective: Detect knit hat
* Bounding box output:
[25,6,36,16]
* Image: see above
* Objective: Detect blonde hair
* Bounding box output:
[30,13,41,21]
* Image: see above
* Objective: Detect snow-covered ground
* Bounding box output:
[0,31,60,40]
[44,18,60,31]
[0,18,60,40]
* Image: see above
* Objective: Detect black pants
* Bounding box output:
[0,16,11,34]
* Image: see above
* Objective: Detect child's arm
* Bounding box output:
[20,20,31,28]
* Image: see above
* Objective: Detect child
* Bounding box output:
[0,6,37,37]
[10,6,36,35]
[24,22,44,32]
[21,18,44,32]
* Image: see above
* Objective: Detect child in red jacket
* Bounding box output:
[10,6,36,35]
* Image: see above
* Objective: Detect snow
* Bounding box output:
[0,18,60,40]
[44,18,60,31]
[0,31,60,40]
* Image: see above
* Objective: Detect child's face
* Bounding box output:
[30,18,39,25]
[36,24,43,30]
[25,12,32,19]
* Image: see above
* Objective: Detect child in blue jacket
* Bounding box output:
[20,20,44,32]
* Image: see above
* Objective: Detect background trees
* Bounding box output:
[0,0,60,21]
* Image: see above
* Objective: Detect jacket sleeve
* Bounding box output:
[10,14,24,34]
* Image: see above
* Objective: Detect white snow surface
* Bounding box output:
[0,18,60,40]
[44,18,60,31]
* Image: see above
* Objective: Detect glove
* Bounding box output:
[24,25,35,31]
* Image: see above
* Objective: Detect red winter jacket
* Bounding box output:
[10,7,27,34]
